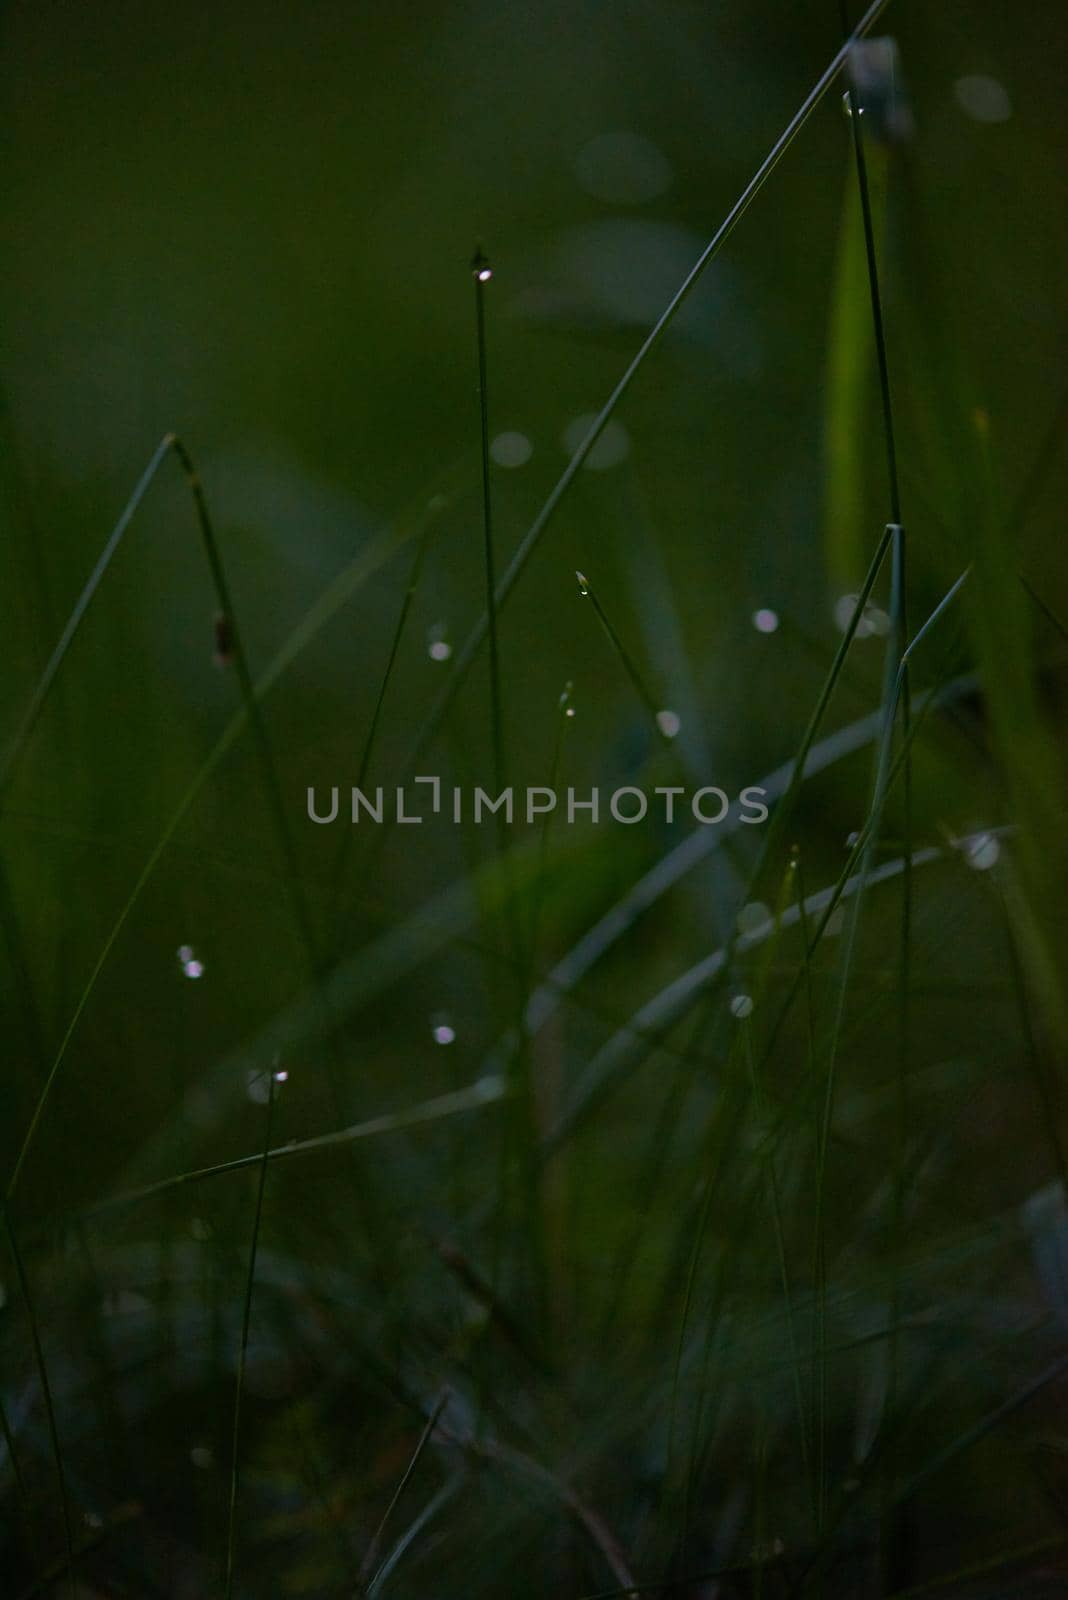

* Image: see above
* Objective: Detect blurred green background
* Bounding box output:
[2,0,1068,1594]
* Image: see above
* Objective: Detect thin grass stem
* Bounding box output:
[76,1074,507,1224]
[224,1065,278,1599]
[575,571,677,739]
[326,495,443,946]
[359,1390,448,1592]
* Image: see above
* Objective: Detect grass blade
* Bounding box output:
[224,1065,278,1598]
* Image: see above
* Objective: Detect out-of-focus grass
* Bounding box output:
[2,0,1068,1595]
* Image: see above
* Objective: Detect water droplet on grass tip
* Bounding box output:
[753,607,779,634]
[730,994,754,1020]
[428,623,452,662]
[964,831,1000,871]
[575,571,590,596]
[656,709,681,739]
[431,1014,456,1046]
[177,945,204,979]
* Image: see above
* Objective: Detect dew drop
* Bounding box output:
[246,1068,271,1105]
[431,1013,456,1046]
[562,414,631,471]
[575,571,590,596]
[737,901,771,938]
[574,130,673,206]
[428,623,452,662]
[730,993,754,1020]
[177,944,204,980]
[752,607,779,634]
[490,430,533,468]
[834,594,889,638]
[954,74,1011,124]
[559,681,576,717]
[964,831,1000,871]
[656,708,681,740]
[835,594,864,635]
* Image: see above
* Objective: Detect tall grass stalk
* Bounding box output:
[397,0,892,776]
[833,46,912,1565]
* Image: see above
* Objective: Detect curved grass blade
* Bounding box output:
[364,1478,461,1598]
[77,1074,507,1223]
[359,1389,448,1592]
[0,436,173,801]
